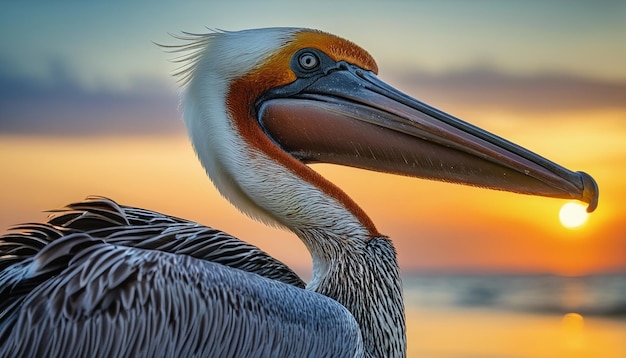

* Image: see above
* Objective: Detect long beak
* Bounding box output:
[256,63,599,212]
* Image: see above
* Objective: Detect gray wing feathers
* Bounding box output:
[51,196,305,288]
[1,233,363,357]
[0,197,362,357]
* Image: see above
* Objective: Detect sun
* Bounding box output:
[559,202,589,229]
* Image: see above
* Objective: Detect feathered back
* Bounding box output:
[0,196,305,341]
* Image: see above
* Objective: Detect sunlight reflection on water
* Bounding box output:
[403,274,626,357]
[562,312,585,351]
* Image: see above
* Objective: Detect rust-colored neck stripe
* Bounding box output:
[225,29,379,236]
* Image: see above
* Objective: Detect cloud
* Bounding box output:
[2,59,625,138]
[386,66,626,114]
[0,58,183,137]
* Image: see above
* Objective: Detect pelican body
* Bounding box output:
[0,28,598,357]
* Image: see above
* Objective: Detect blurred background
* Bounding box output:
[1,1,624,356]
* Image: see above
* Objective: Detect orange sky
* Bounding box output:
[1,1,625,277]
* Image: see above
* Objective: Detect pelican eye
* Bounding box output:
[289,48,332,78]
[298,52,319,70]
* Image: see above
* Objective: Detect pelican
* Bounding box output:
[0,28,598,357]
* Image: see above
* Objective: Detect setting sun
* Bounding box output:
[559,202,590,229]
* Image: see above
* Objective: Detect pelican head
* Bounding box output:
[172,28,598,236]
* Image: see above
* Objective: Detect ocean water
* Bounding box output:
[402,273,626,318]
[402,273,626,357]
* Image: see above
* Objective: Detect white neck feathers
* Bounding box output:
[180,29,372,241]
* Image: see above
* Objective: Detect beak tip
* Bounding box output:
[578,171,599,213]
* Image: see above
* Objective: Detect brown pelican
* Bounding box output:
[0,28,598,357]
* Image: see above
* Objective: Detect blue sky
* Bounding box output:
[2,0,625,89]
[1,0,624,136]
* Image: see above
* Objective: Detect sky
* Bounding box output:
[1,0,625,277]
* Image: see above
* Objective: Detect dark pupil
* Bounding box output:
[302,55,315,68]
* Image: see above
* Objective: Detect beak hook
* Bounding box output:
[579,171,599,212]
